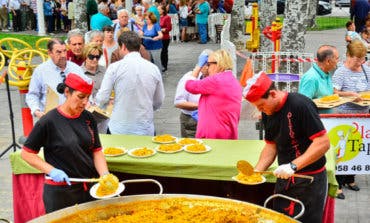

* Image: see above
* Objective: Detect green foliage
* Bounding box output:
[308,17,349,31]
[276,16,348,31]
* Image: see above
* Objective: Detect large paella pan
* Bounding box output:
[29,194,300,223]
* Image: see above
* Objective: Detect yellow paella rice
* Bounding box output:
[103,147,124,155]
[360,93,370,100]
[132,147,154,156]
[177,138,201,145]
[186,144,206,152]
[236,172,263,184]
[153,134,176,142]
[319,94,340,103]
[96,174,119,197]
[158,143,182,152]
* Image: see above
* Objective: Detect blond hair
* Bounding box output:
[83,43,103,60]
[211,49,233,71]
[346,39,367,58]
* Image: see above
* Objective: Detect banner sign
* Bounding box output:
[321,115,370,175]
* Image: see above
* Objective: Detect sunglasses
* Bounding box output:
[87,54,101,60]
[206,61,217,66]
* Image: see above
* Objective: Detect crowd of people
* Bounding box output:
[13,1,370,222]
[0,0,232,42]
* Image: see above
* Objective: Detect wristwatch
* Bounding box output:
[290,162,297,172]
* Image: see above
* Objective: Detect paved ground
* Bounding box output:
[1,27,370,222]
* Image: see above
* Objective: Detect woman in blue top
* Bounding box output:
[44,0,54,33]
[140,12,163,72]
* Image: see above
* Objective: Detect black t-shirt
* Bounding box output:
[24,108,102,178]
[263,93,326,172]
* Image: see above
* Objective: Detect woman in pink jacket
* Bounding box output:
[185,49,242,139]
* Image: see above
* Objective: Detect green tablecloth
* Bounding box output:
[9,134,338,195]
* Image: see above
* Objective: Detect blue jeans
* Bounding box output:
[197,23,207,43]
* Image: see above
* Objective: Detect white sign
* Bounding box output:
[321,116,370,175]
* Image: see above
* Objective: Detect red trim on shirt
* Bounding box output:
[265,140,275,144]
[22,146,39,154]
[92,147,103,152]
[298,166,326,175]
[275,92,288,112]
[309,130,326,141]
[57,106,81,119]
[103,48,108,67]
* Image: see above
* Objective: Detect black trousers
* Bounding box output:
[161,39,170,70]
[12,10,21,32]
[336,174,355,189]
[273,170,327,223]
[43,183,95,213]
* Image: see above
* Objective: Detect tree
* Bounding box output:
[74,0,88,32]
[229,0,248,50]
[259,0,277,52]
[280,0,308,53]
[305,0,318,28]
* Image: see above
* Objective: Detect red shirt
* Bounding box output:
[66,50,85,66]
[159,15,172,40]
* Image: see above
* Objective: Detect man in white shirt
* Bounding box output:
[26,38,85,118]
[174,49,212,137]
[95,31,165,135]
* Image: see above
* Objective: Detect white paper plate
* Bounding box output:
[183,144,211,154]
[155,144,184,154]
[152,135,177,144]
[103,147,127,157]
[176,138,204,146]
[231,175,266,185]
[128,147,157,158]
[89,182,125,199]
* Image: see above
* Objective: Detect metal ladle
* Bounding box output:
[236,160,314,183]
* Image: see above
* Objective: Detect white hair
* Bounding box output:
[85,30,104,43]
[67,29,84,43]
[98,2,109,12]
[117,8,129,17]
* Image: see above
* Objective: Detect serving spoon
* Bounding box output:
[236,160,314,183]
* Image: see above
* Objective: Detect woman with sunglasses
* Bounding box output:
[81,43,108,133]
[185,49,242,139]
[81,43,106,98]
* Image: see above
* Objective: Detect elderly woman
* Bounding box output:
[140,12,163,72]
[333,39,370,113]
[81,43,106,98]
[86,30,104,46]
[21,73,110,213]
[81,43,109,134]
[185,49,242,139]
[332,39,369,199]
